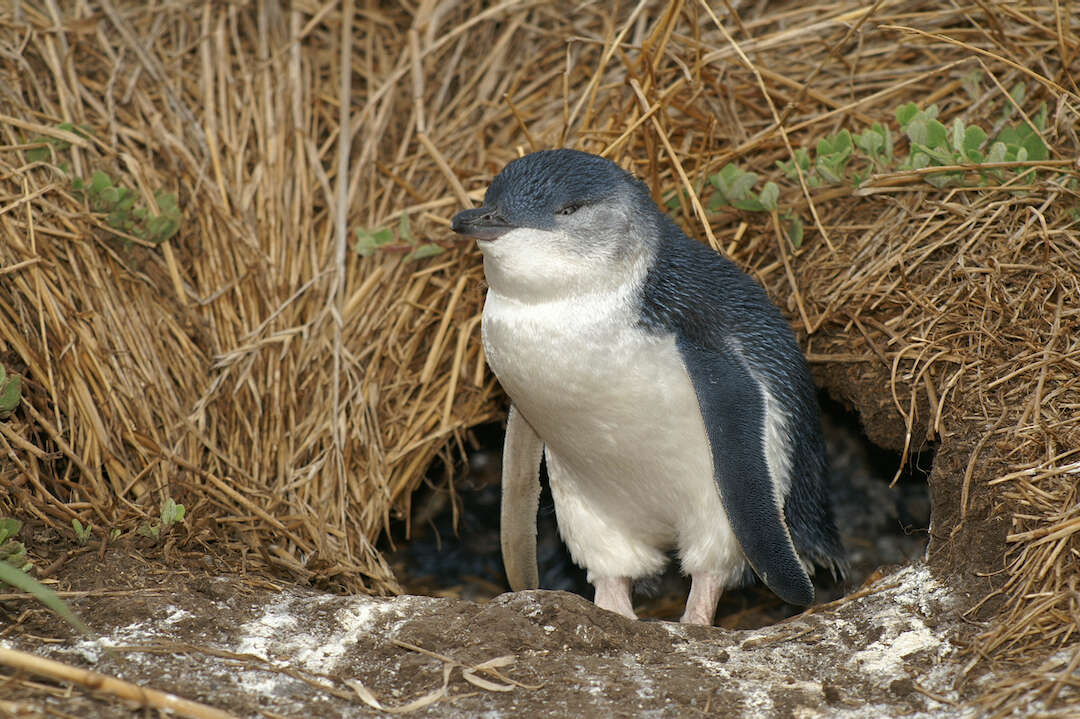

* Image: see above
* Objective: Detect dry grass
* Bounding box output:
[0,0,1078,712]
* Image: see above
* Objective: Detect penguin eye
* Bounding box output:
[557,202,583,216]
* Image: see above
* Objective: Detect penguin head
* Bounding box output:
[451,150,659,298]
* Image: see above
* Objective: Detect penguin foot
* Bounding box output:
[681,573,723,625]
[593,577,636,619]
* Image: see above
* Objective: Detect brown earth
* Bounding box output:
[2,541,993,719]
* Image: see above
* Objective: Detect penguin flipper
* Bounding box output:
[500,404,544,591]
[675,338,814,606]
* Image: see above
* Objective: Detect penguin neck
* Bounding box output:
[480,227,654,306]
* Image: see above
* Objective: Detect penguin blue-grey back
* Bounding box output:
[452,149,843,624]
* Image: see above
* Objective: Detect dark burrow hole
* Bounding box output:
[384,392,933,629]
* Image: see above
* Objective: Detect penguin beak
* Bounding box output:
[451,207,515,241]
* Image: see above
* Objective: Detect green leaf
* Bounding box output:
[146,216,179,243]
[0,369,21,415]
[1034,102,1048,132]
[728,171,758,201]
[815,159,844,184]
[832,129,853,154]
[777,149,812,180]
[0,560,94,637]
[710,164,758,203]
[707,192,728,212]
[1009,82,1027,106]
[161,497,185,527]
[155,192,178,213]
[784,214,804,248]
[72,519,92,545]
[354,235,377,257]
[406,244,446,261]
[896,102,919,128]
[354,226,395,257]
[731,198,765,212]
[987,141,1007,163]
[925,119,948,149]
[398,212,413,242]
[906,117,928,146]
[951,118,966,153]
[855,128,883,156]
[963,126,987,155]
[0,518,20,545]
[758,182,779,212]
[89,171,112,195]
[962,70,983,100]
[816,135,833,156]
[1020,129,1049,161]
[27,145,50,163]
[101,186,121,207]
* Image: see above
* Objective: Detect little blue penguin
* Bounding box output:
[450,149,844,625]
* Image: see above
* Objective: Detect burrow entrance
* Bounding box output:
[384,393,934,629]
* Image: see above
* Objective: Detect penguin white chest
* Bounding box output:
[481,285,741,580]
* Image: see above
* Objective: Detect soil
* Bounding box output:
[2,544,992,718]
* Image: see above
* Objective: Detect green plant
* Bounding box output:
[0,518,93,638]
[709,90,1056,246]
[25,122,91,165]
[704,164,805,246]
[355,211,445,261]
[0,365,21,418]
[138,496,186,539]
[72,518,93,546]
[25,123,183,245]
[0,518,31,572]
[73,171,182,244]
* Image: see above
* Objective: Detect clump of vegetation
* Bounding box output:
[0,518,93,637]
[73,172,182,244]
[0,364,21,418]
[137,496,186,539]
[72,518,93,545]
[0,518,31,572]
[25,123,183,244]
[354,211,446,261]
[25,121,91,164]
[691,86,1057,247]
